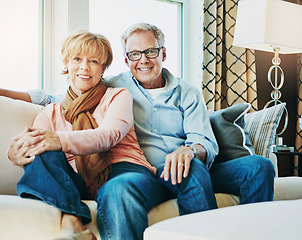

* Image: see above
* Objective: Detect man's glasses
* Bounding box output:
[125,47,163,61]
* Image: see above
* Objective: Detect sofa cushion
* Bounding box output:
[0,96,43,195]
[210,103,255,163]
[245,103,286,158]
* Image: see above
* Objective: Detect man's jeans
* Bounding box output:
[17,151,274,240]
[210,155,275,204]
[95,158,216,240]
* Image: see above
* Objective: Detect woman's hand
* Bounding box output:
[25,128,62,157]
[7,127,45,166]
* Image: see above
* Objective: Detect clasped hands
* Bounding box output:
[7,127,62,166]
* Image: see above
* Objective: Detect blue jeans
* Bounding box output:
[17,151,92,224]
[18,151,216,240]
[210,155,275,203]
[17,151,274,240]
[96,158,216,240]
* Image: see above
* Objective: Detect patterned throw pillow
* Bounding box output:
[245,103,286,158]
[209,103,255,163]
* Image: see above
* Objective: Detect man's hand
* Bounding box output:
[160,144,207,185]
[160,146,195,185]
[7,127,45,166]
[0,88,32,102]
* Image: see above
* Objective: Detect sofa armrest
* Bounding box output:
[269,152,278,177]
[274,177,302,200]
[0,96,43,195]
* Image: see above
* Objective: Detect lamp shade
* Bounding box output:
[233,0,302,54]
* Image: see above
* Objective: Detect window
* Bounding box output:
[89,0,182,78]
[43,0,203,95]
[0,0,42,91]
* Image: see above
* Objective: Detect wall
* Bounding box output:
[256,51,298,176]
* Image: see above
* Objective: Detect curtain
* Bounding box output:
[296,54,302,152]
[295,0,302,175]
[202,0,258,111]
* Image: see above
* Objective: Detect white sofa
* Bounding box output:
[1,96,302,240]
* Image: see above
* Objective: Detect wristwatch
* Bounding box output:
[185,145,197,158]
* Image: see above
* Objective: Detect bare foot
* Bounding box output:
[61,213,86,233]
[55,213,97,240]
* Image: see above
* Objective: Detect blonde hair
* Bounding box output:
[61,30,113,74]
[121,23,165,52]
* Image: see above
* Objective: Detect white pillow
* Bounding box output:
[245,103,286,158]
[0,96,43,195]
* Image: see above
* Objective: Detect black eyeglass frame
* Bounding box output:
[125,47,164,61]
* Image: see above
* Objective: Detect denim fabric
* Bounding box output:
[17,151,92,224]
[210,155,275,203]
[96,159,217,240]
[156,158,217,214]
[16,152,275,240]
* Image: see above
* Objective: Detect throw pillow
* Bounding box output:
[209,103,255,163]
[245,103,286,158]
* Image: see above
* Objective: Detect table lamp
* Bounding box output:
[233,0,302,148]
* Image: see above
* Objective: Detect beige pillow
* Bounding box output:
[0,96,43,195]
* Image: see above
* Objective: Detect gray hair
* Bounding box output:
[121,22,165,52]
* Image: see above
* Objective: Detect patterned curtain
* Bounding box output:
[295,0,302,175]
[296,54,302,151]
[202,0,258,111]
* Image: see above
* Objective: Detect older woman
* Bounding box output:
[10,30,156,240]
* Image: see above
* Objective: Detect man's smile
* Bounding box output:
[138,67,153,71]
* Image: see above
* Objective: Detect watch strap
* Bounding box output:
[185,145,197,158]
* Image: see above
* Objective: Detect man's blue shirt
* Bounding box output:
[28,68,218,168]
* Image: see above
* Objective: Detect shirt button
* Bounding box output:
[154,129,158,132]
[154,108,158,112]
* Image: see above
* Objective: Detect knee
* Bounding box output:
[96,175,143,207]
[244,155,275,180]
[255,155,275,174]
[188,159,211,178]
[181,159,212,188]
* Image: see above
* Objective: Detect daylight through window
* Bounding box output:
[89,0,182,78]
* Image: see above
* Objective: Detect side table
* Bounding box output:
[273,151,302,176]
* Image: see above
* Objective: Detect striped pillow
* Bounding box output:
[245,103,286,158]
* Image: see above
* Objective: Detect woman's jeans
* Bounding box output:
[17,151,275,240]
[17,151,91,223]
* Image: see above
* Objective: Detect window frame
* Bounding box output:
[43,0,203,95]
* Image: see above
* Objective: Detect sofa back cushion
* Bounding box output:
[0,96,43,195]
